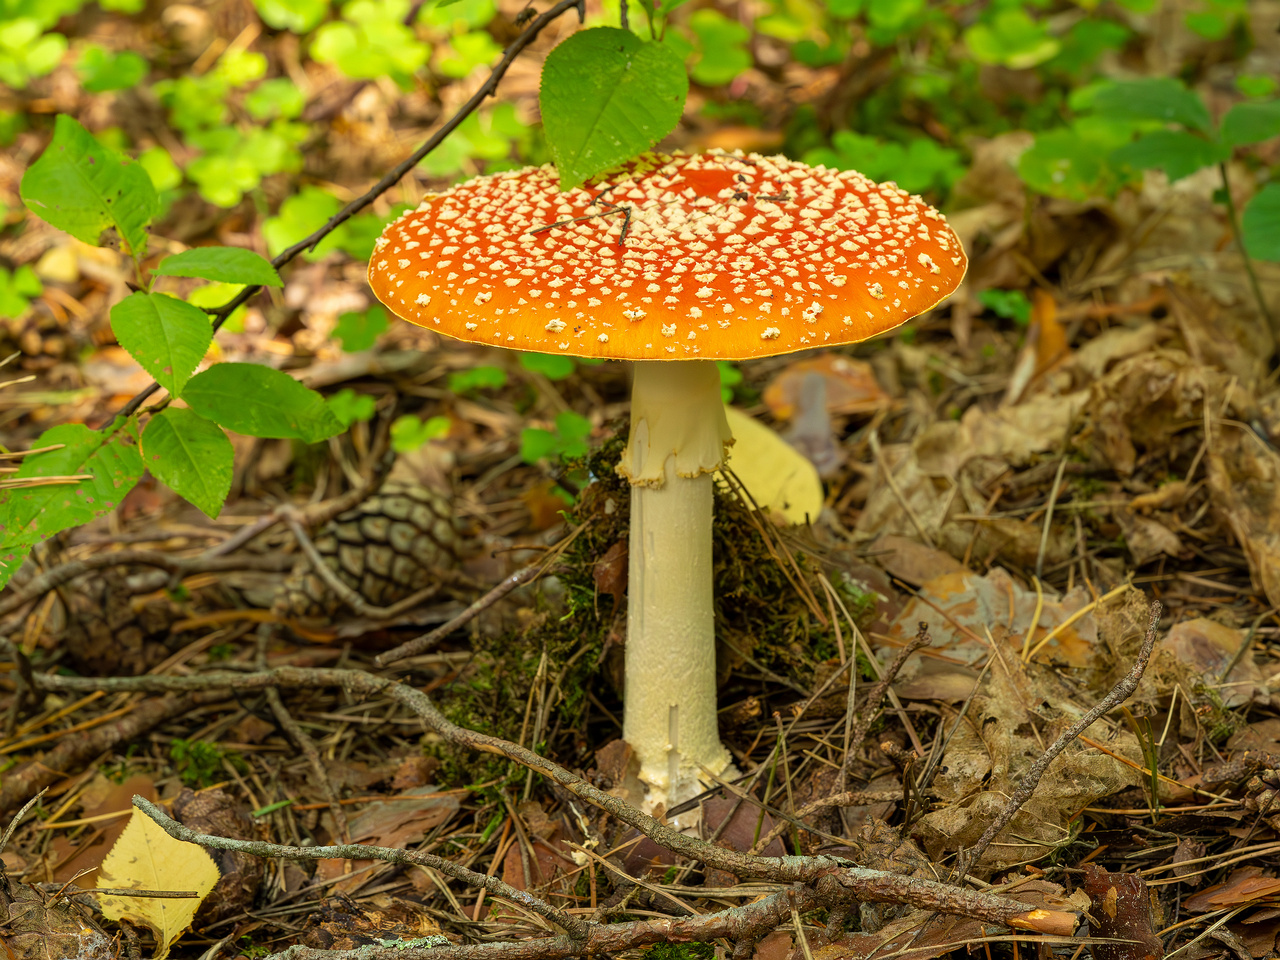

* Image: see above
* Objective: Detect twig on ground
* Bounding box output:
[255,623,349,843]
[377,559,562,666]
[954,599,1163,878]
[0,550,291,621]
[110,0,590,425]
[840,623,932,790]
[34,664,1073,936]
[133,796,590,941]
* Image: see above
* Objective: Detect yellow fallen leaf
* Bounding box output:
[720,406,824,525]
[97,808,220,959]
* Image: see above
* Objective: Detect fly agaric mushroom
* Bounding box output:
[368,151,966,813]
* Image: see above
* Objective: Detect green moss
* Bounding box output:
[646,943,715,960]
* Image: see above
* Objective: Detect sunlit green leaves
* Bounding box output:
[1242,184,1280,263]
[245,78,307,120]
[154,247,282,286]
[520,411,591,464]
[540,27,687,190]
[252,0,330,33]
[804,131,965,196]
[391,413,450,452]
[328,388,377,426]
[183,363,344,442]
[109,292,212,395]
[0,422,144,590]
[688,9,751,86]
[0,18,66,89]
[20,115,158,258]
[142,407,234,518]
[1018,118,1137,201]
[77,45,149,92]
[313,0,430,82]
[964,9,1059,70]
[447,366,506,395]
[263,186,392,259]
[977,289,1033,326]
[436,30,502,78]
[332,305,388,352]
[0,265,42,320]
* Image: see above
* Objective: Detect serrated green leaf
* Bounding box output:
[1110,130,1228,181]
[19,115,158,258]
[1222,101,1280,146]
[182,363,344,442]
[142,408,233,518]
[391,414,450,452]
[1242,183,1280,262]
[540,27,688,190]
[1090,78,1211,134]
[0,422,144,589]
[110,292,212,396]
[153,247,282,286]
[0,544,31,591]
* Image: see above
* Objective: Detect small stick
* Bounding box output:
[376,559,559,666]
[133,796,590,941]
[841,624,932,789]
[955,600,1163,878]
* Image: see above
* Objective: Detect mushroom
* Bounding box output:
[368,151,967,813]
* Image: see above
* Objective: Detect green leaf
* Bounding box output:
[252,0,330,33]
[20,115,158,257]
[519,352,577,380]
[154,247,282,286]
[0,422,144,590]
[977,288,1033,325]
[110,292,212,396]
[687,9,752,86]
[77,45,149,92]
[963,8,1060,69]
[1221,101,1280,146]
[540,27,688,191]
[448,365,507,394]
[1110,130,1229,182]
[328,388,377,426]
[182,363,344,442]
[391,414,450,452]
[0,265,43,320]
[1090,78,1212,134]
[141,407,233,519]
[519,427,559,464]
[333,305,388,351]
[1242,183,1280,263]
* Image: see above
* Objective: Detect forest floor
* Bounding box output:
[3,2,1280,959]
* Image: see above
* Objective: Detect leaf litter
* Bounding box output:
[1,3,1280,960]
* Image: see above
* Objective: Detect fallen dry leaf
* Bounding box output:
[97,808,220,959]
[722,405,824,525]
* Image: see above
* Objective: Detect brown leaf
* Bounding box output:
[1082,864,1162,960]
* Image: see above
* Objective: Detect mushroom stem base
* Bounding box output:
[622,360,734,815]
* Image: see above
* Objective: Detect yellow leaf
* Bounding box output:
[97,808,220,959]
[720,406,824,525]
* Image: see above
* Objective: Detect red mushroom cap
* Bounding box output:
[369,151,966,361]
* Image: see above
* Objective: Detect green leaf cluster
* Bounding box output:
[5,119,347,590]
[1020,77,1280,261]
[520,411,592,464]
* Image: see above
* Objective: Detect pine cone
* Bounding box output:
[275,482,461,621]
[64,569,181,675]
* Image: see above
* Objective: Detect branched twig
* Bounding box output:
[954,600,1163,878]
[110,0,589,426]
[133,796,590,940]
[0,550,290,621]
[840,623,932,790]
[376,559,561,665]
[32,665,1073,937]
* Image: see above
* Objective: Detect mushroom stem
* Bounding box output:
[620,360,734,813]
